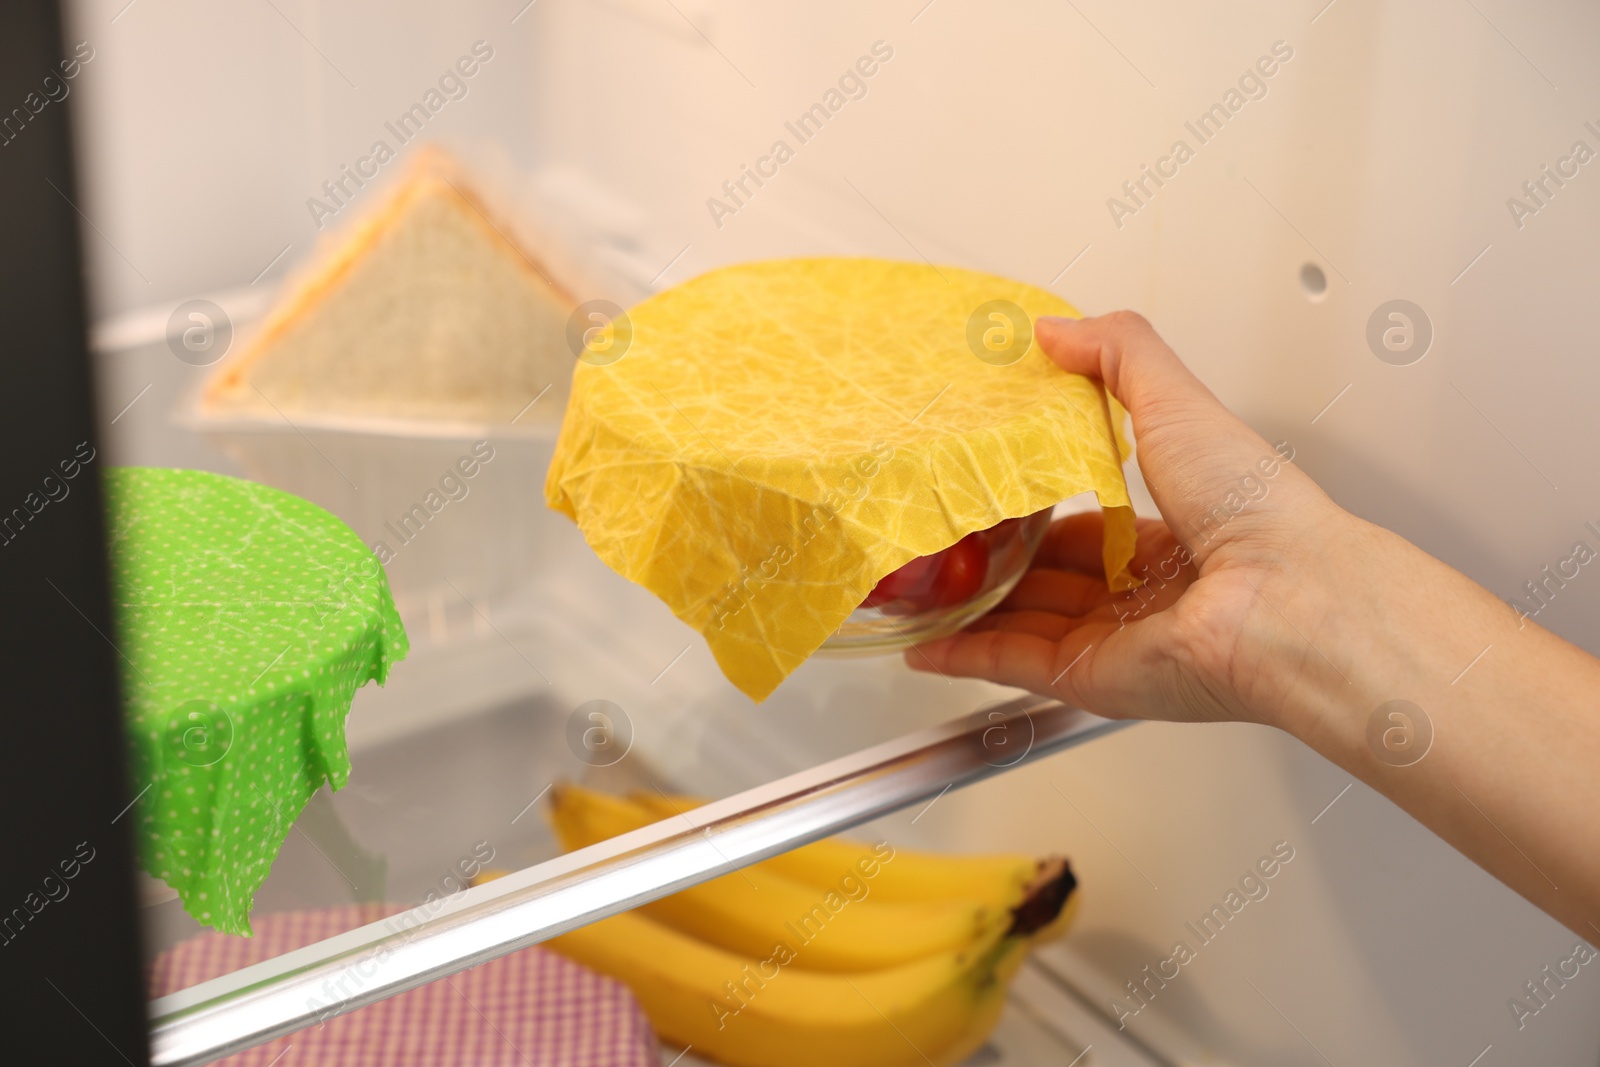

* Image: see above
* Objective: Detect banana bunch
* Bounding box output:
[531,785,1078,1067]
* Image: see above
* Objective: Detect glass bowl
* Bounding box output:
[819,508,1054,655]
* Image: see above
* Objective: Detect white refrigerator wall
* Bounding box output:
[67,0,1600,1063]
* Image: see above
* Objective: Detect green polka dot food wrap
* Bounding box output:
[107,468,409,935]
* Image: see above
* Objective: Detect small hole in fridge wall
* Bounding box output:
[1300,262,1328,300]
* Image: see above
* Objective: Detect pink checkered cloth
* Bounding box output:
[149,904,659,1066]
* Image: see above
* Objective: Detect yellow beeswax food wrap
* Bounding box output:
[545,258,1137,702]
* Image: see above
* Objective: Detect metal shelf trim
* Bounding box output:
[148,697,1129,1067]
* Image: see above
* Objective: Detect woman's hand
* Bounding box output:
[909,311,1355,730]
[907,311,1600,938]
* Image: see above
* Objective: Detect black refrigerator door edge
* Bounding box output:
[0,2,151,1064]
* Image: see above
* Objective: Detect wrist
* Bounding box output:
[1254,512,1510,762]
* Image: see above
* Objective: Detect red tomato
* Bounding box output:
[862,552,938,608]
[925,533,989,607]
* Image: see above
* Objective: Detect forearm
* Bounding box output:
[1264,514,1600,936]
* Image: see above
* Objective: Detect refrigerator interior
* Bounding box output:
[68,0,1600,1063]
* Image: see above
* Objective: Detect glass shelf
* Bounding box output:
[145,666,1124,1064]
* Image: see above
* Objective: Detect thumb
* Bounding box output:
[1036,311,1222,424]
[1036,311,1316,561]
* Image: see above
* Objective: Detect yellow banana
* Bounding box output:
[544,905,1031,1067]
[480,800,1080,1067]
[629,788,1048,910]
[549,784,1006,972]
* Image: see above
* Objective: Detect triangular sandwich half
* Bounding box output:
[204,149,575,425]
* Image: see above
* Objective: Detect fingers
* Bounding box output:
[967,608,1076,642]
[1031,511,1112,575]
[1032,513,1192,584]
[908,627,1064,696]
[999,569,1109,618]
[909,611,1186,721]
